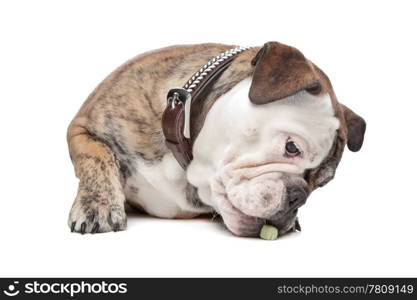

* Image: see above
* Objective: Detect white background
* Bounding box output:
[0,0,416,277]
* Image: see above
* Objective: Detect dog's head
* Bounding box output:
[187,42,366,237]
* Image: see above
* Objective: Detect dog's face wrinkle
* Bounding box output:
[187,77,340,235]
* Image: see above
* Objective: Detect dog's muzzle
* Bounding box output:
[215,166,309,237]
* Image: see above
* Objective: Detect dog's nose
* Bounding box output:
[286,186,307,210]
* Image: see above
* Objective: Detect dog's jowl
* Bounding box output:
[67,42,366,236]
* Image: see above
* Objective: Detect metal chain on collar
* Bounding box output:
[163,45,251,169]
[165,46,251,140]
[183,46,251,93]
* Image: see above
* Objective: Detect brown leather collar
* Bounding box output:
[162,47,250,169]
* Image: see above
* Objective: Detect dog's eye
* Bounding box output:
[285,141,301,157]
[306,83,322,95]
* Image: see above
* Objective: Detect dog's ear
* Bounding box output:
[249,42,322,104]
[340,104,366,152]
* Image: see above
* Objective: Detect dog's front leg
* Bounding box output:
[67,126,127,234]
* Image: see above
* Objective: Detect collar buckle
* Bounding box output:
[167,88,192,139]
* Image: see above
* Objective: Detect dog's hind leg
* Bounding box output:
[67,123,127,234]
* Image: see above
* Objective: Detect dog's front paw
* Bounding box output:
[68,197,127,234]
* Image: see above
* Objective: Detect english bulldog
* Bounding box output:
[67,42,366,237]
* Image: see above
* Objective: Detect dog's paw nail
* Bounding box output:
[91,222,100,234]
[69,200,126,234]
[71,221,76,233]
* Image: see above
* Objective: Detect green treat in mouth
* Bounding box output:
[259,225,279,240]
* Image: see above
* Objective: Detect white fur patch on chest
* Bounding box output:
[125,153,206,218]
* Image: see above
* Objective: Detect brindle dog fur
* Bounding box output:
[67,42,365,234]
